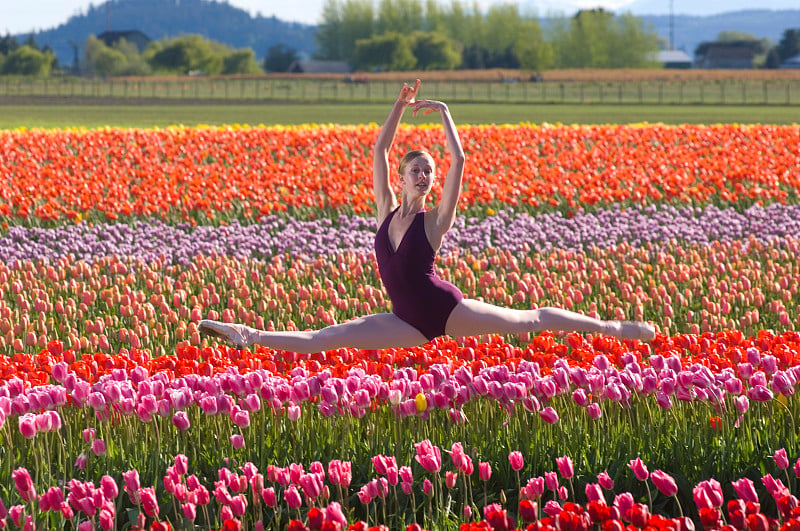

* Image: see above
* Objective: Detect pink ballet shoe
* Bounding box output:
[617,321,656,342]
[198,320,256,349]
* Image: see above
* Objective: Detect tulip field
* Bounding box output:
[1,119,800,531]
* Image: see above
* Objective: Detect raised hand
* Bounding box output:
[397,79,421,105]
[411,99,448,117]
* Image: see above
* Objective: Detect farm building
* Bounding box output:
[780,54,800,69]
[693,40,760,69]
[656,50,692,69]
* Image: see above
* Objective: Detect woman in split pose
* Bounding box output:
[199,79,655,352]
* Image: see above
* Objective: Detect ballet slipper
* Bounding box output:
[198,320,256,349]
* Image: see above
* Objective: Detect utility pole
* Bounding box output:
[669,0,674,50]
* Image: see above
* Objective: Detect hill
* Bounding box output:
[639,9,800,55]
[24,0,317,70]
[16,1,800,71]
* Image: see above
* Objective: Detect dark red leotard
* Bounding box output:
[374,208,463,341]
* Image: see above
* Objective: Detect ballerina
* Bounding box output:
[199,79,655,353]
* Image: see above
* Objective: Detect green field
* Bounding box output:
[2,102,799,128]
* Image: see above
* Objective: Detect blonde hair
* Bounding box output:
[398,150,433,176]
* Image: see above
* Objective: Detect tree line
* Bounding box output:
[2,0,800,77]
[308,1,661,72]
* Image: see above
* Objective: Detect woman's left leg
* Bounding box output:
[445,299,655,341]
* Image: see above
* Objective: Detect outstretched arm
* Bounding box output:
[373,79,420,223]
[411,99,465,236]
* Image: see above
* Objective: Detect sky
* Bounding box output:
[4,0,799,34]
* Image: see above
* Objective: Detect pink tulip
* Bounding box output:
[284,485,302,509]
[414,439,442,473]
[324,501,348,528]
[479,462,492,481]
[172,411,191,431]
[761,474,790,498]
[614,492,634,520]
[747,385,773,402]
[174,454,188,476]
[422,478,433,497]
[693,479,723,509]
[794,458,800,478]
[299,473,323,499]
[74,453,88,470]
[99,508,115,531]
[509,451,524,472]
[9,505,24,527]
[598,471,614,490]
[122,469,141,498]
[140,487,159,518]
[92,439,107,456]
[556,456,574,479]
[651,470,678,497]
[446,471,458,489]
[358,485,373,505]
[231,409,250,428]
[287,404,302,422]
[771,449,790,470]
[261,487,276,507]
[182,502,197,520]
[18,414,37,439]
[231,434,245,449]
[230,495,247,517]
[100,475,118,499]
[545,471,559,491]
[731,478,759,504]
[585,483,604,502]
[628,457,649,481]
[587,403,602,419]
[539,407,559,424]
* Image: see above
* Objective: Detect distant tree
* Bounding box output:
[144,35,226,75]
[777,28,800,61]
[410,31,460,70]
[112,38,151,76]
[222,49,262,74]
[353,32,415,71]
[516,19,554,72]
[263,44,298,72]
[23,35,40,51]
[42,44,61,72]
[376,0,424,36]
[552,8,659,68]
[0,34,20,56]
[764,47,781,69]
[315,0,374,61]
[2,45,53,75]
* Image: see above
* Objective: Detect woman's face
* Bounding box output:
[400,154,435,195]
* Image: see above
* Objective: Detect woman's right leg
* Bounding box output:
[199,313,429,354]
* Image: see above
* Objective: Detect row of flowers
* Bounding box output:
[2,124,800,224]
[1,328,798,506]
[0,232,798,358]
[3,203,800,266]
[4,446,800,531]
